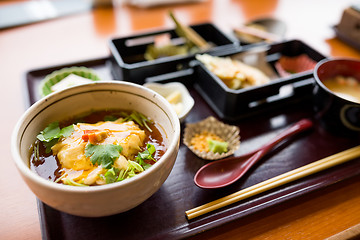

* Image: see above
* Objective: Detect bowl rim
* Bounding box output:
[314,57,360,80]
[314,57,360,103]
[11,81,181,193]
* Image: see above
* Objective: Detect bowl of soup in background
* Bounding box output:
[313,58,360,135]
[11,81,181,217]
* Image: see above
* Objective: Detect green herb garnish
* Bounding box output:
[129,160,144,172]
[33,141,40,162]
[85,144,123,169]
[117,160,144,182]
[37,122,74,153]
[135,143,156,170]
[120,111,152,132]
[104,115,118,121]
[63,178,88,187]
[104,167,120,184]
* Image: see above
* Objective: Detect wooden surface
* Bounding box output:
[1,0,360,239]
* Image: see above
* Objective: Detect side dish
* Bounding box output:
[165,90,184,115]
[144,11,211,61]
[183,116,240,160]
[196,54,270,89]
[190,131,228,154]
[143,82,195,122]
[50,74,95,93]
[30,110,167,186]
[275,54,317,77]
[39,66,100,97]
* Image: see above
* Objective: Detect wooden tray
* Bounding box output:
[24,57,360,240]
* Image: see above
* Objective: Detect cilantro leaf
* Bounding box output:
[37,122,74,142]
[60,125,74,138]
[146,143,156,155]
[43,139,60,154]
[85,144,123,169]
[37,122,74,153]
[136,143,156,169]
[37,122,61,142]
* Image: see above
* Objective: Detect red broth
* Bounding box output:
[29,110,167,184]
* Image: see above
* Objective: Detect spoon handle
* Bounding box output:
[257,118,313,158]
[239,119,313,176]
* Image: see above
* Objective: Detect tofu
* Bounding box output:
[52,119,146,172]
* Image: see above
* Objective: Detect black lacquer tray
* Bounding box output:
[25,54,360,240]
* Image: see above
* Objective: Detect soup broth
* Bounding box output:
[323,75,360,103]
[30,110,167,186]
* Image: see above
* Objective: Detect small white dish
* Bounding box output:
[144,82,195,122]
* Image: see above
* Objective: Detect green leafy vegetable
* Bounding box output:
[85,144,123,169]
[37,122,60,142]
[104,115,117,121]
[129,160,144,172]
[104,167,120,184]
[60,125,75,137]
[63,178,88,187]
[117,169,127,181]
[37,122,74,153]
[33,141,40,161]
[37,122,74,141]
[120,111,152,132]
[136,143,156,169]
[117,160,144,181]
[55,169,72,183]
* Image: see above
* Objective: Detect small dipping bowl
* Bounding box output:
[143,82,194,122]
[313,58,360,135]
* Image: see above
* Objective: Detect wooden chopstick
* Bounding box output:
[325,222,360,240]
[169,11,211,50]
[186,145,360,220]
[234,25,281,43]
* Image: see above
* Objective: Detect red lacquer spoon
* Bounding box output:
[194,119,313,189]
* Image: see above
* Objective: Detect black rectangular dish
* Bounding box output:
[24,55,360,240]
[194,40,326,121]
[109,22,238,83]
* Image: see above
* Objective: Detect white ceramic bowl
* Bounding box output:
[11,81,181,217]
[143,82,194,122]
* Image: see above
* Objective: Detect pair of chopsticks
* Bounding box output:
[186,145,360,220]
